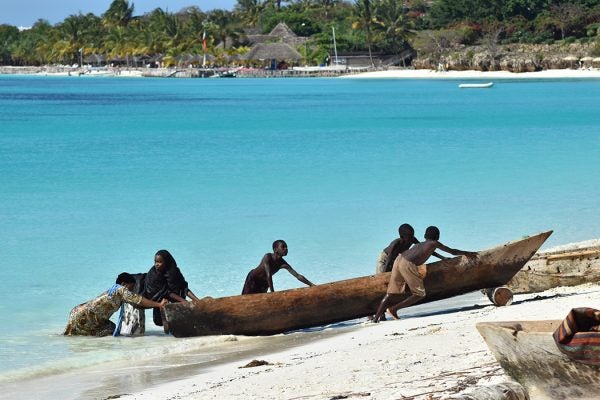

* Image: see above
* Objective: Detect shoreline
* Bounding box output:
[115,284,600,400]
[343,67,600,80]
[3,66,600,79]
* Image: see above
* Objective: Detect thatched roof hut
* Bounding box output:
[245,22,306,46]
[244,43,302,62]
[269,22,297,40]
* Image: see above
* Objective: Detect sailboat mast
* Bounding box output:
[332,26,339,65]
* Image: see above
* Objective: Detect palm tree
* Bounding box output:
[146,8,183,52]
[0,24,19,65]
[372,0,415,57]
[103,0,135,28]
[206,9,241,50]
[352,0,374,67]
[235,0,266,27]
[55,14,89,64]
[30,20,58,65]
[105,25,130,65]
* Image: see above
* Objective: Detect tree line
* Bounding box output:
[1,0,600,67]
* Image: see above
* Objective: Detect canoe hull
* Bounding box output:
[477,320,600,399]
[507,245,600,294]
[164,231,551,337]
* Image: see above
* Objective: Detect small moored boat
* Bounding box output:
[458,82,494,88]
[162,231,551,337]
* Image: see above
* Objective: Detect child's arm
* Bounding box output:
[186,289,201,302]
[413,238,445,260]
[168,292,186,302]
[437,242,477,258]
[283,264,315,287]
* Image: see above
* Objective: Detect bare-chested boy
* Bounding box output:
[371,226,476,322]
[242,240,315,294]
[376,224,447,274]
[376,224,418,274]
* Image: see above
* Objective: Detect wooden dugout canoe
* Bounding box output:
[476,320,600,399]
[506,243,600,294]
[163,231,552,337]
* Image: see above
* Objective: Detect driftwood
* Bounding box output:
[483,287,513,306]
[163,232,551,337]
[476,320,600,399]
[506,245,600,294]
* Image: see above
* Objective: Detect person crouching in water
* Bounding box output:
[371,226,476,322]
[64,272,167,336]
[242,240,315,294]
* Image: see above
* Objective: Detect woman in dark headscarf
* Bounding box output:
[144,249,201,327]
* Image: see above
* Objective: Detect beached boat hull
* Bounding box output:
[506,245,600,294]
[163,231,551,337]
[477,320,600,399]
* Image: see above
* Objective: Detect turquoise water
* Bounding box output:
[1,75,599,397]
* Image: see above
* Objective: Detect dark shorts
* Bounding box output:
[242,270,269,295]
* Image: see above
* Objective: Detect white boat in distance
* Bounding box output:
[459,82,494,88]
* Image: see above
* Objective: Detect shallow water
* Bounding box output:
[1,75,599,397]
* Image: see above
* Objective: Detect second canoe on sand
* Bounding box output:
[506,243,600,294]
[163,231,552,337]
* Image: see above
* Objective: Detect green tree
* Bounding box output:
[428,0,505,27]
[353,0,375,67]
[206,9,241,49]
[55,13,90,64]
[103,0,135,28]
[372,0,415,55]
[550,2,586,40]
[0,24,19,65]
[235,0,269,26]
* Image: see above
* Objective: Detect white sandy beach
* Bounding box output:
[342,68,600,80]
[4,66,600,80]
[117,281,599,400]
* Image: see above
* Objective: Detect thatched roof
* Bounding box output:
[244,43,302,61]
[269,22,297,39]
[245,22,303,46]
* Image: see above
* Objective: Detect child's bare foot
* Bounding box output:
[387,308,400,320]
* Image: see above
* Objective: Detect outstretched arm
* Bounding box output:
[413,238,445,260]
[186,289,201,302]
[437,242,477,258]
[167,292,186,302]
[283,265,315,287]
[139,297,168,309]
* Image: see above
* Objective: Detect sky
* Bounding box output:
[2,1,237,27]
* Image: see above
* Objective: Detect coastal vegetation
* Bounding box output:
[2,0,600,70]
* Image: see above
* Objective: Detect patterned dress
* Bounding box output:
[64,285,143,337]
